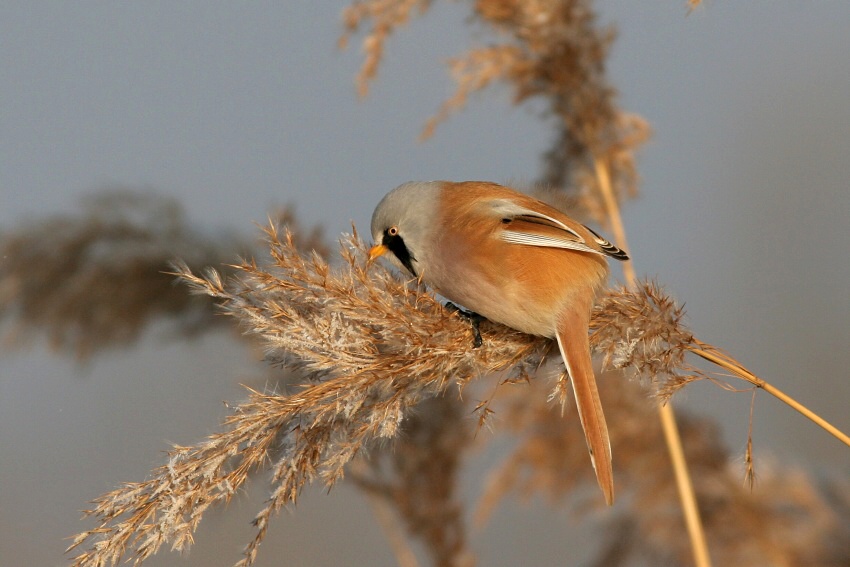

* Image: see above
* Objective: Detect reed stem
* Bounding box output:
[594,158,713,567]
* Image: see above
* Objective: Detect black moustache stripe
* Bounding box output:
[383,233,417,277]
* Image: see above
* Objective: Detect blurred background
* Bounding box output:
[2,2,849,566]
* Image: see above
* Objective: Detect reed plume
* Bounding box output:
[66,224,850,566]
[0,190,325,360]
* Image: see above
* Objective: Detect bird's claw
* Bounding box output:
[445,302,484,348]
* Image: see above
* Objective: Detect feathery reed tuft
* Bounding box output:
[67,225,544,566]
[590,280,705,401]
[66,222,850,566]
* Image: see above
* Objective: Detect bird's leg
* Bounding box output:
[445,302,484,348]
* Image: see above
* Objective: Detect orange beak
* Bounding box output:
[367,243,389,265]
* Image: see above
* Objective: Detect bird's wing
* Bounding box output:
[489,199,629,260]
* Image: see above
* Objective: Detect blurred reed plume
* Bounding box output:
[0,190,231,359]
[341,0,651,221]
[480,374,850,567]
[0,190,325,360]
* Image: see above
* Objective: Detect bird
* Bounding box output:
[368,180,629,505]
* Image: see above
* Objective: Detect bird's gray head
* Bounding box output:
[369,181,442,277]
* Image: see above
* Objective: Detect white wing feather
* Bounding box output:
[500,230,604,255]
[490,199,604,255]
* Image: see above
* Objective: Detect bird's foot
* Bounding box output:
[445,302,484,348]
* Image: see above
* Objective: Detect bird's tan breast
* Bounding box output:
[425,182,608,337]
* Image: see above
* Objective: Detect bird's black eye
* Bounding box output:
[387,226,399,236]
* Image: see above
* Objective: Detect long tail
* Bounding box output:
[555,305,614,505]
